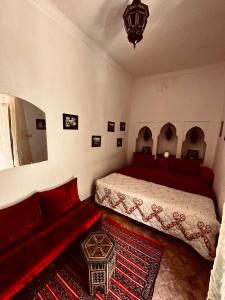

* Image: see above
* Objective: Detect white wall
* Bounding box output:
[0,0,131,207]
[213,102,225,220]
[128,64,225,167]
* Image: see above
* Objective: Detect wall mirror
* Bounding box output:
[0,93,48,170]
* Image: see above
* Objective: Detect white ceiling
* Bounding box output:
[47,0,225,76]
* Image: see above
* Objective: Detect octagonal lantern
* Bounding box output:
[123,0,150,48]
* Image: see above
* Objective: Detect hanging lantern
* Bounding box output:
[190,127,199,144]
[143,127,151,141]
[165,124,173,140]
[123,0,150,49]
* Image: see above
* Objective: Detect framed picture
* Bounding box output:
[142,146,151,154]
[63,113,78,130]
[219,121,224,137]
[120,122,126,131]
[36,119,46,130]
[187,149,199,160]
[108,121,115,132]
[117,138,122,147]
[92,135,101,147]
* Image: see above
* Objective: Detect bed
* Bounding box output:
[95,155,220,261]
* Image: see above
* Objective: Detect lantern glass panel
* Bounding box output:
[130,12,137,26]
[139,12,145,26]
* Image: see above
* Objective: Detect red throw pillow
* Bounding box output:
[132,152,155,168]
[155,157,176,169]
[0,193,42,252]
[201,166,214,186]
[156,158,169,169]
[39,178,80,222]
[171,158,201,176]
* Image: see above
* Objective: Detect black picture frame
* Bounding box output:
[117,138,122,147]
[36,119,46,130]
[120,122,126,131]
[142,146,151,154]
[92,135,101,147]
[108,121,115,132]
[187,149,199,160]
[219,121,224,137]
[63,113,78,130]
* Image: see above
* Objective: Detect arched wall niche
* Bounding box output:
[157,123,178,157]
[136,126,153,154]
[181,126,206,161]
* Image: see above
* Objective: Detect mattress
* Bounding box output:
[95,173,220,260]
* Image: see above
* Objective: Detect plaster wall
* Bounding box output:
[128,64,225,167]
[0,0,131,207]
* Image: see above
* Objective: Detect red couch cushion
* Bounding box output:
[0,193,42,252]
[170,158,201,176]
[39,178,80,222]
[201,166,214,186]
[132,152,155,168]
[0,202,102,300]
[155,157,176,169]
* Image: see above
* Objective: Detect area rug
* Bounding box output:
[32,218,163,300]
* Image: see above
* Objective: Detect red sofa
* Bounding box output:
[118,153,215,200]
[0,178,102,300]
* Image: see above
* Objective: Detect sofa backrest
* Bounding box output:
[0,178,81,252]
[39,178,80,223]
[0,193,42,252]
[132,152,155,167]
[131,152,214,185]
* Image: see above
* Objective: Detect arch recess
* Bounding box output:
[181,126,206,161]
[136,126,153,154]
[157,123,178,157]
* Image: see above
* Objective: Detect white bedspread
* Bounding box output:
[95,173,220,260]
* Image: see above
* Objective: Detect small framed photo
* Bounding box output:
[36,119,46,130]
[120,122,126,131]
[108,121,115,132]
[117,138,122,147]
[92,135,101,147]
[63,113,78,130]
[187,149,199,160]
[219,121,224,137]
[142,146,151,154]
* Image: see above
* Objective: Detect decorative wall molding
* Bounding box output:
[136,61,225,82]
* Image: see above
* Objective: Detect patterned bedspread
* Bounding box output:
[95,173,220,260]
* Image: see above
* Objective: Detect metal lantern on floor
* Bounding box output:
[123,0,150,48]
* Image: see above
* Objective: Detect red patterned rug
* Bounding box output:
[31,218,163,300]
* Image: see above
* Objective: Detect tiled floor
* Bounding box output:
[100,206,213,300]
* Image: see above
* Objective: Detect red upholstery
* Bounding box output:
[0,201,102,300]
[201,166,214,186]
[0,178,102,299]
[170,158,201,176]
[118,165,215,200]
[39,178,80,222]
[0,193,42,252]
[155,157,176,169]
[132,152,155,168]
